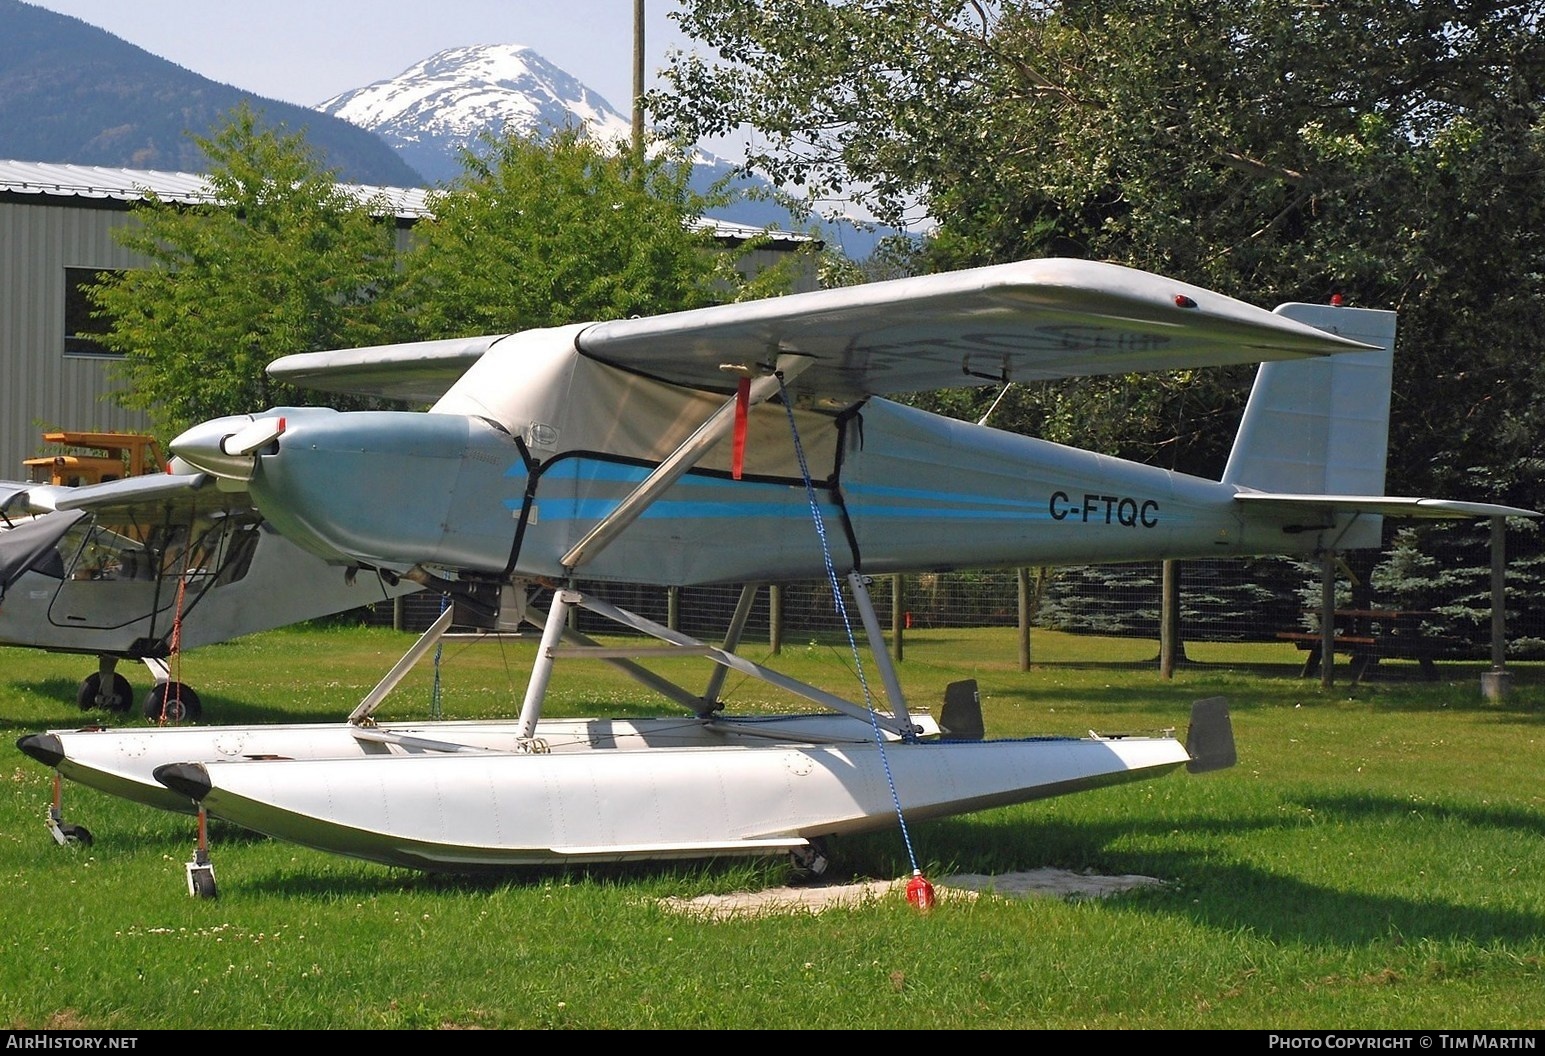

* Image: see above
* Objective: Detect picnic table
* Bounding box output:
[1275,609,1451,682]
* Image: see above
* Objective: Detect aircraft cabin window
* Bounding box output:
[63,267,124,358]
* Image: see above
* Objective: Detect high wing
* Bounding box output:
[266,335,504,403]
[0,481,32,519]
[2,469,237,519]
[267,259,1374,403]
[573,258,1375,400]
[0,472,241,597]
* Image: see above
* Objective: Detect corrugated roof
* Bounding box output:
[0,158,432,217]
[0,158,811,243]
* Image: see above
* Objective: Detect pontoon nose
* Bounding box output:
[154,762,212,802]
[16,733,64,768]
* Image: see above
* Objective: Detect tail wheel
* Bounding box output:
[190,867,218,900]
[77,672,133,713]
[143,682,203,722]
[59,823,93,847]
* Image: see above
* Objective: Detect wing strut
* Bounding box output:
[559,354,813,572]
[845,570,912,726]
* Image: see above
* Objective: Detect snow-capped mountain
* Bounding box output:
[318,42,884,256]
[319,44,636,186]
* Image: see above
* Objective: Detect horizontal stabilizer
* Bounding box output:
[1233,493,1541,521]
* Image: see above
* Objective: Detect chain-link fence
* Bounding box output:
[364,516,1545,660]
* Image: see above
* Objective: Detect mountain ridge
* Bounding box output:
[0,3,871,252]
[0,0,425,186]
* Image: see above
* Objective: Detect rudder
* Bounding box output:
[1221,303,1397,498]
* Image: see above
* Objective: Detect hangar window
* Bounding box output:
[64,267,123,357]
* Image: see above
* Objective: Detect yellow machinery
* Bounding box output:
[24,431,165,486]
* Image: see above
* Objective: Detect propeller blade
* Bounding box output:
[222,416,287,456]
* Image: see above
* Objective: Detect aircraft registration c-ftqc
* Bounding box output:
[18,257,1536,898]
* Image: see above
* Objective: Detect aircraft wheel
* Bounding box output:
[77,672,133,713]
[59,823,93,847]
[790,839,830,877]
[143,683,203,723]
[189,865,218,900]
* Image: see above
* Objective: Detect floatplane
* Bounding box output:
[18,258,1534,898]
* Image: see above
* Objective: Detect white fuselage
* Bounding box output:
[225,329,1344,587]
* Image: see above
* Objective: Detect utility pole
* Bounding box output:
[632,0,646,161]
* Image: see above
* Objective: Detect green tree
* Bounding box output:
[90,104,404,440]
[392,128,807,338]
[654,1,1545,647]
[652,1,1545,497]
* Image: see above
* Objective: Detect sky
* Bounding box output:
[26,0,700,119]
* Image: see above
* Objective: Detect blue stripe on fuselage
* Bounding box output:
[519,459,830,521]
[516,459,1054,523]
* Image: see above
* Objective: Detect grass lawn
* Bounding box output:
[1,624,1542,1029]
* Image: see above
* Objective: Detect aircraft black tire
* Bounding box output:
[191,867,217,900]
[77,672,133,713]
[59,823,93,847]
[143,683,203,723]
[789,838,830,877]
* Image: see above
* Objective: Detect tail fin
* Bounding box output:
[1223,306,1537,542]
[1221,304,1398,497]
